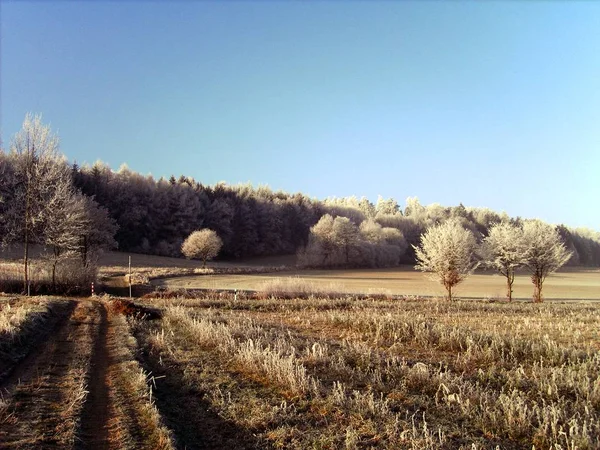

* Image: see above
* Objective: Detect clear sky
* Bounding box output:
[1,2,599,229]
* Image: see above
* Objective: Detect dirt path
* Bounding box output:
[0,300,100,448]
[0,297,175,449]
[76,302,111,449]
[0,299,77,387]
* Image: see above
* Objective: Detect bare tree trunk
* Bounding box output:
[532,274,543,303]
[506,271,514,302]
[81,235,88,267]
[51,260,57,292]
[51,247,60,292]
[23,231,29,294]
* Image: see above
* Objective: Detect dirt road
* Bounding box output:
[0,298,172,449]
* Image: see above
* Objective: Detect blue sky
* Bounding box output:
[1,2,599,229]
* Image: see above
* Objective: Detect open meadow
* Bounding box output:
[1,294,599,449]
[1,249,600,448]
[155,266,600,301]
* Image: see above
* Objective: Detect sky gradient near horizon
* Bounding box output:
[1,2,599,229]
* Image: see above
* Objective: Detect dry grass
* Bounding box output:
[133,296,600,449]
[0,301,96,448]
[0,258,96,295]
[0,300,30,337]
[0,297,64,378]
[101,266,214,285]
[105,309,174,449]
[257,276,345,298]
[159,267,600,300]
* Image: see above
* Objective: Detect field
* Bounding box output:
[155,266,600,301]
[1,251,600,448]
[1,294,598,449]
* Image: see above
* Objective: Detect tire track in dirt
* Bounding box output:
[76,301,111,450]
[0,299,77,388]
[0,300,99,448]
[1,298,175,449]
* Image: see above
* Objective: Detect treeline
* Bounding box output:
[72,164,323,258]
[2,114,599,269]
[71,163,600,267]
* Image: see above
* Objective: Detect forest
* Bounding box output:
[2,114,600,271]
[70,162,600,267]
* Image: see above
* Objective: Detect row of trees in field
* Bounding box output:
[414,219,572,302]
[0,114,117,293]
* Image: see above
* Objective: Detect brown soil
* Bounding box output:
[0,297,173,449]
[0,300,100,448]
[76,302,111,449]
[0,299,77,385]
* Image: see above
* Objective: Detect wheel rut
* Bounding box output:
[0,299,77,389]
[76,301,111,449]
[0,298,174,449]
[0,300,101,448]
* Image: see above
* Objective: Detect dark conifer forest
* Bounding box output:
[70,162,600,266]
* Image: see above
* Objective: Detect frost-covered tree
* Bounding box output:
[375,196,400,216]
[404,196,425,218]
[482,222,526,301]
[414,219,479,301]
[521,220,572,302]
[332,216,360,264]
[359,219,385,243]
[358,197,376,219]
[359,219,407,267]
[76,195,118,267]
[0,152,16,237]
[42,188,88,289]
[2,114,72,291]
[307,214,337,264]
[300,215,407,268]
[181,229,223,267]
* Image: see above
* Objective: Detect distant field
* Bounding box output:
[0,246,295,271]
[156,266,600,300]
[2,246,599,300]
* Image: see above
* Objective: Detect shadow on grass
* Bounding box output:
[134,342,268,450]
[0,300,77,386]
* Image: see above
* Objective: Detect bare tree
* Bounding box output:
[521,220,571,302]
[3,114,71,292]
[414,219,479,301]
[181,229,223,267]
[482,222,526,301]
